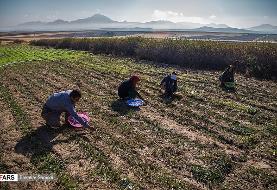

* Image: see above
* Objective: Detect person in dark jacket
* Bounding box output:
[41,90,91,129]
[118,75,144,100]
[219,65,235,89]
[160,72,178,98]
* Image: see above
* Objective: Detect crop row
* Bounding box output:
[0,44,88,66]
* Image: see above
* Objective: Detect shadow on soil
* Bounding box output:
[111,99,140,115]
[15,124,74,159]
[159,93,183,104]
[220,84,236,93]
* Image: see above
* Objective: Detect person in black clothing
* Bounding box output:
[118,75,145,100]
[219,65,235,89]
[160,72,178,98]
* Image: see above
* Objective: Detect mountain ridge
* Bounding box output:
[14,14,277,34]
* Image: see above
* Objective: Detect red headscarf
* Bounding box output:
[130,75,140,85]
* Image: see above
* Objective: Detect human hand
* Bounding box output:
[85,124,96,131]
[143,99,149,106]
[88,127,96,131]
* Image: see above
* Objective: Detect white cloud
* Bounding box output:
[151,10,210,24]
[209,15,216,19]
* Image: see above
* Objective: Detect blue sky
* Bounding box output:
[0,0,276,28]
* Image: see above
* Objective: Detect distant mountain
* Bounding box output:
[18,14,116,27]
[71,14,116,24]
[176,22,203,29]
[138,20,202,30]
[137,20,177,29]
[47,19,69,25]
[16,14,119,31]
[12,14,277,34]
[194,26,252,33]
[101,27,153,31]
[144,20,175,25]
[206,23,229,28]
[247,24,277,34]
[18,21,45,26]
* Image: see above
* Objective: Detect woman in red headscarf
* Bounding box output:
[118,75,145,100]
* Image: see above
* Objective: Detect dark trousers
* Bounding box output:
[164,86,176,97]
[41,104,69,127]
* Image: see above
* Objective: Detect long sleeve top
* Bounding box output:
[45,90,89,128]
[161,75,177,92]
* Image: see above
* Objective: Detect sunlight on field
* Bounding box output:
[0,44,276,189]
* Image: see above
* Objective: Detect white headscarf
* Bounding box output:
[171,74,177,80]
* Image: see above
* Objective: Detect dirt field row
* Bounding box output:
[0,45,276,189]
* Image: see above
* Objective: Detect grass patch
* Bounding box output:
[239,134,262,148]
[79,55,130,75]
[191,155,233,185]
[191,165,223,185]
[0,84,32,134]
[247,167,277,189]
[228,121,256,136]
[157,174,191,190]
[0,44,88,67]
[32,152,78,190]
[77,137,126,188]
[212,99,258,115]
[266,124,277,136]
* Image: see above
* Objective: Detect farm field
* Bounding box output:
[0,44,276,190]
[0,44,86,66]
